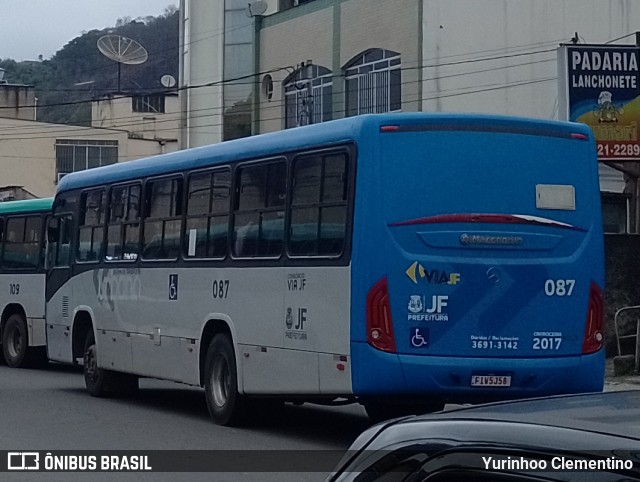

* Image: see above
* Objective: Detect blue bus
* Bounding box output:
[0,198,53,367]
[45,113,604,424]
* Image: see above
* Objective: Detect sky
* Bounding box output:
[1,0,177,61]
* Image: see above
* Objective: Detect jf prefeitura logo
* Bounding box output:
[407,295,449,321]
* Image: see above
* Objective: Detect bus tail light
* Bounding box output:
[582,282,604,354]
[366,277,396,353]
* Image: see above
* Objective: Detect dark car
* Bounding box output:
[329,390,640,482]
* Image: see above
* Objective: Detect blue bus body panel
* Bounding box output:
[57,118,369,192]
[348,115,604,398]
[351,342,605,400]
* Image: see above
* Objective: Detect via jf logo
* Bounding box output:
[405,262,460,285]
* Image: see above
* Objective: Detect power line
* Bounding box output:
[2,44,560,113]
[5,27,634,140]
[0,56,559,139]
[0,75,558,143]
[0,53,557,135]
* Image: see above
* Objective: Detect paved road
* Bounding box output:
[1,359,636,482]
[0,361,370,482]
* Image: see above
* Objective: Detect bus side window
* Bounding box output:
[185,169,230,259]
[106,184,141,261]
[47,215,72,269]
[0,217,3,266]
[2,217,24,269]
[77,189,106,263]
[142,177,183,260]
[233,162,285,258]
[289,152,348,257]
[2,217,39,270]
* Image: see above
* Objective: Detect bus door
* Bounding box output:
[46,211,74,362]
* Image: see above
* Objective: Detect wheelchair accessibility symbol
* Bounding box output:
[411,327,428,348]
[169,274,178,300]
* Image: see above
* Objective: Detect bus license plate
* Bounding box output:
[470,375,511,387]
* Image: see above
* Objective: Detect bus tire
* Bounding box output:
[83,330,138,397]
[84,330,111,397]
[204,334,245,426]
[1,313,44,368]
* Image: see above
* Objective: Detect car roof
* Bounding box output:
[397,391,640,440]
[331,392,640,481]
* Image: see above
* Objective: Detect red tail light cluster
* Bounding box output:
[582,282,604,354]
[366,277,396,353]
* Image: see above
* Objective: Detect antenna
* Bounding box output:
[160,74,176,88]
[245,1,267,17]
[97,35,149,92]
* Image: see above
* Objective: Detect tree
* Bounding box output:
[1,8,179,126]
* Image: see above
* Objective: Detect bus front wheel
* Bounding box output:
[83,330,138,397]
[83,330,109,396]
[204,334,245,426]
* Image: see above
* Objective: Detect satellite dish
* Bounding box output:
[245,0,267,17]
[97,35,148,64]
[160,74,176,88]
[97,35,148,92]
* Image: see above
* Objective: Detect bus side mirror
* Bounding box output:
[47,218,59,243]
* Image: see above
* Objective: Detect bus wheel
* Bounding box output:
[83,330,109,397]
[1,313,43,368]
[83,330,138,396]
[3,314,27,367]
[204,334,245,426]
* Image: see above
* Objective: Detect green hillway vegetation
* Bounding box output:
[0,6,179,126]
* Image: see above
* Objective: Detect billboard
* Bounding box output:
[558,44,640,161]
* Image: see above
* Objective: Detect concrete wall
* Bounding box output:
[256,0,640,132]
[180,0,225,147]
[604,234,640,356]
[422,0,640,117]
[92,95,180,142]
[0,118,176,197]
[0,85,36,121]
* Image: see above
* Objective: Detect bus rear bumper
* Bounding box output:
[351,342,605,402]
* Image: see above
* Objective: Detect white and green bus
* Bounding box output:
[0,198,52,367]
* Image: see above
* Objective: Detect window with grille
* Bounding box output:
[55,140,118,181]
[345,49,401,116]
[132,94,166,113]
[284,65,333,129]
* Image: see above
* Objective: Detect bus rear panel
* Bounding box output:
[350,116,604,404]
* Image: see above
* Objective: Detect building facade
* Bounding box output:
[180,0,640,231]
[0,84,179,198]
[91,92,181,144]
[179,0,278,147]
